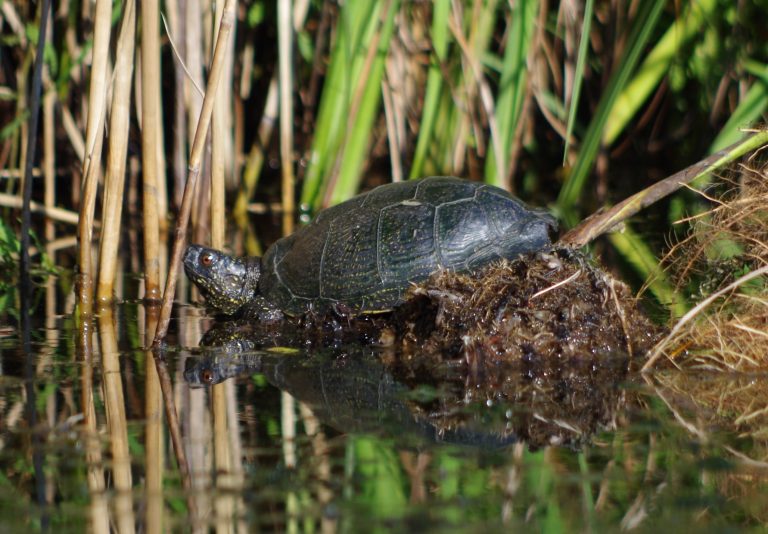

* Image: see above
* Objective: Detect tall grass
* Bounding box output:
[0,0,765,308]
[0,4,768,531]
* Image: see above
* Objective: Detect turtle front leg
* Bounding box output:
[247,296,284,323]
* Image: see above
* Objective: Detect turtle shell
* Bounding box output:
[257,176,556,316]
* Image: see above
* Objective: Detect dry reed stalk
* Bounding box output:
[97,0,136,302]
[144,305,165,534]
[282,390,297,469]
[69,1,110,522]
[211,0,231,248]
[447,6,503,186]
[77,0,112,317]
[43,86,55,244]
[60,105,86,162]
[277,1,299,482]
[97,306,136,532]
[210,2,237,525]
[82,337,110,533]
[214,8,235,191]
[299,403,334,516]
[162,0,188,208]
[186,364,212,526]
[141,0,163,301]
[152,0,236,343]
[154,109,169,230]
[178,303,212,526]
[42,278,58,509]
[213,384,234,529]
[559,130,768,248]
[185,0,204,153]
[186,0,208,241]
[148,4,237,514]
[233,1,310,231]
[0,193,79,224]
[278,0,295,234]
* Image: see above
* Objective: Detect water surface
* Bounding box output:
[2,281,767,532]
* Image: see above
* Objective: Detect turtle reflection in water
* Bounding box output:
[183,176,556,321]
[184,322,632,449]
[185,343,519,448]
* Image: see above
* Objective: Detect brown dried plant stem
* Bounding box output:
[211,0,236,526]
[278,0,295,235]
[152,0,236,344]
[642,264,768,371]
[231,0,308,231]
[147,2,237,509]
[19,0,52,520]
[559,130,768,247]
[97,305,135,532]
[143,305,164,534]
[0,193,78,224]
[76,0,112,318]
[97,0,136,302]
[278,0,300,501]
[163,0,188,208]
[142,0,163,301]
[72,1,111,530]
[43,85,55,244]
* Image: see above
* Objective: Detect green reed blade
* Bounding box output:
[327,0,401,206]
[709,61,768,153]
[485,0,538,187]
[300,1,382,209]
[603,0,718,146]
[354,436,407,518]
[563,0,594,165]
[608,225,688,318]
[557,0,666,218]
[410,0,451,179]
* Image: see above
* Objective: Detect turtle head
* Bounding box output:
[183,244,261,315]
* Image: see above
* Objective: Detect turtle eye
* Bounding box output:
[200,252,214,267]
[201,369,214,384]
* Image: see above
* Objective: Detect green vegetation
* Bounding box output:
[0,0,765,311]
[1,0,768,531]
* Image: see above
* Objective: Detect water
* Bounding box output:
[2,281,768,532]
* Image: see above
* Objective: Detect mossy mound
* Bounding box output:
[376,248,661,448]
[388,248,660,372]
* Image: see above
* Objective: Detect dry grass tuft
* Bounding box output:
[650,164,768,370]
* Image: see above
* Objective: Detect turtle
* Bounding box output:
[184,176,556,321]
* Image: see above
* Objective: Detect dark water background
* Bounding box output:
[1,276,768,533]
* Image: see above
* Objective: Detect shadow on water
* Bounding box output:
[3,280,768,531]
